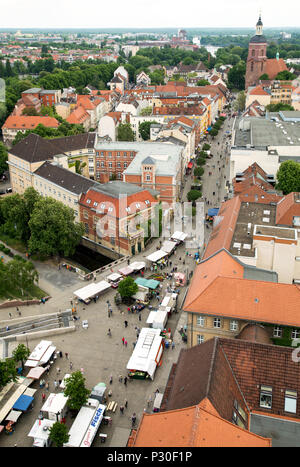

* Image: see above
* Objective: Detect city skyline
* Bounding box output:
[0,0,299,30]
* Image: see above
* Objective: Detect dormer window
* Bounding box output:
[86,199,91,204]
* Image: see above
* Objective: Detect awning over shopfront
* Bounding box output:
[12,394,34,412]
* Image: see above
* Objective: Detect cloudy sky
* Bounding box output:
[0,0,299,29]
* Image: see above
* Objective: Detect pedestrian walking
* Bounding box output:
[124,320,128,328]
[172,341,175,350]
[8,312,12,319]
[131,412,136,426]
[109,374,113,384]
[45,382,49,391]
[124,340,127,347]
[56,367,60,375]
[42,392,46,401]
[122,337,125,345]
[124,376,128,386]
[65,352,69,359]
[138,313,141,322]
[147,395,152,407]
[119,375,123,383]
[59,351,63,358]
[54,380,58,390]
[107,329,112,337]
[124,399,128,408]
[120,405,124,414]
[70,361,73,370]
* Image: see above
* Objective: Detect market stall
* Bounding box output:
[135,277,160,290]
[106,273,122,288]
[90,383,106,404]
[12,394,34,413]
[161,240,177,255]
[59,374,71,390]
[132,285,150,304]
[170,231,188,244]
[146,250,168,263]
[25,340,56,368]
[118,266,134,276]
[26,366,46,380]
[41,393,68,422]
[159,292,178,315]
[126,328,164,380]
[4,409,22,434]
[130,261,146,273]
[28,419,55,447]
[73,281,111,304]
[146,309,168,331]
[173,272,186,286]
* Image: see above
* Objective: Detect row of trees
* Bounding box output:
[0,187,84,258]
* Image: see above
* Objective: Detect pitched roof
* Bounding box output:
[203,197,241,259]
[265,58,288,80]
[34,161,95,195]
[276,192,300,226]
[2,115,59,130]
[249,85,270,96]
[9,133,62,163]
[66,105,91,125]
[129,401,271,447]
[183,249,300,327]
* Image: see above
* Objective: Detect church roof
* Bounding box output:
[249,34,267,44]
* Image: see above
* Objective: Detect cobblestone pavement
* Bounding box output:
[0,114,234,447]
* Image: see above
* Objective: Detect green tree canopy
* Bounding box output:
[117,122,135,142]
[12,344,30,369]
[227,61,246,90]
[49,422,69,447]
[28,198,85,257]
[0,142,8,176]
[138,120,157,140]
[197,79,210,86]
[276,160,300,194]
[118,276,138,298]
[64,371,90,411]
[0,358,18,390]
[275,70,296,80]
[187,190,202,202]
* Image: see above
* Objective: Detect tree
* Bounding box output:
[28,198,85,257]
[266,103,295,112]
[210,128,218,138]
[64,371,90,412]
[187,190,202,202]
[194,167,204,177]
[117,123,135,142]
[22,107,39,116]
[6,259,39,297]
[275,70,296,80]
[49,422,69,447]
[197,79,210,86]
[0,358,18,390]
[259,73,269,80]
[227,61,246,90]
[12,343,30,370]
[68,159,87,175]
[0,142,8,176]
[202,143,210,151]
[140,106,153,116]
[118,276,138,299]
[234,91,246,112]
[276,160,300,194]
[138,121,157,140]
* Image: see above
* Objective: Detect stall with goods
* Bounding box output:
[73,281,111,304]
[127,328,164,380]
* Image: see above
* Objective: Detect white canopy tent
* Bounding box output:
[25,340,54,368]
[161,240,177,254]
[146,250,168,263]
[73,281,111,302]
[106,273,122,282]
[41,393,68,421]
[130,261,146,271]
[5,410,22,423]
[170,231,188,242]
[28,419,55,447]
[126,328,163,380]
[146,310,168,330]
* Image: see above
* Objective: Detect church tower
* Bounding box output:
[245,15,267,90]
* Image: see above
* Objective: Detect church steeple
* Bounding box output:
[256,14,263,35]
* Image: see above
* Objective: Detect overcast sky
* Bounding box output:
[0,0,299,29]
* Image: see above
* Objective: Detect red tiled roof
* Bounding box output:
[265,58,288,80]
[249,85,270,96]
[2,115,59,129]
[276,192,300,226]
[203,197,241,259]
[129,401,271,447]
[183,249,300,327]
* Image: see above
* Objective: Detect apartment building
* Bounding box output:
[2,115,59,146]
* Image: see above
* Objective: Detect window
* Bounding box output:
[130,152,134,158]
[273,326,282,338]
[83,210,89,219]
[284,390,297,413]
[251,62,254,72]
[292,329,300,340]
[230,320,238,331]
[252,49,255,57]
[101,161,104,168]
[117,162,121,168]
[197,316,205,327]
[260,385,272,409]
[108,152,112,158]
[197,335,204,345]
[123,152,127,157]
[86,199,91,204]
[146,174,151,181]
[124,162,127,168]
[100,152,104,157]
[108,162,113,168]
[213,318,221,328]
[117,152,120,157]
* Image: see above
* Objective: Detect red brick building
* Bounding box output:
[79,181,159,256]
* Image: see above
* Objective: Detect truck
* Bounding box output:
[28,419,55,447]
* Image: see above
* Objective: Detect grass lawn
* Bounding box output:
[0,283,47,301]
[0,233,27,254]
